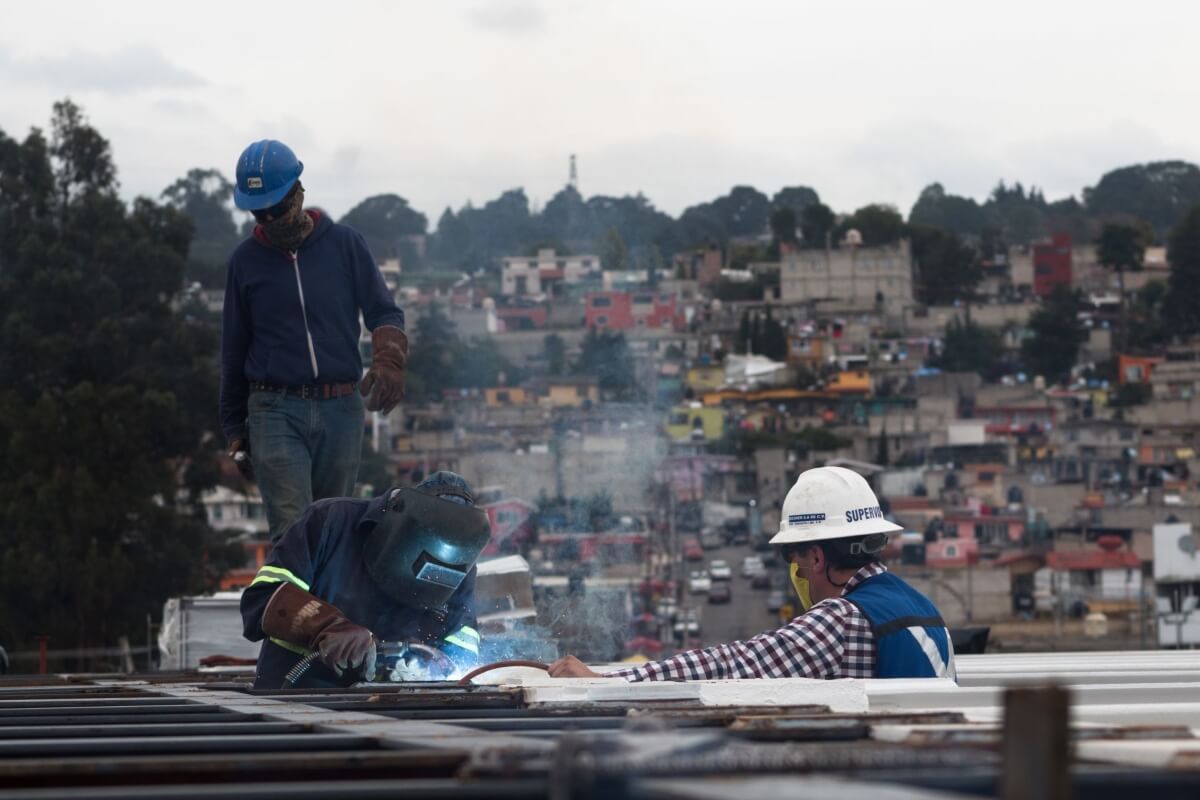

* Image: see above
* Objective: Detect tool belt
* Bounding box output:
[250,381,358,400]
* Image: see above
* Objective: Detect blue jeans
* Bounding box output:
[248,390,364,542]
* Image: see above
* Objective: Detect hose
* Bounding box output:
[457,659,550,685]
[281,651,320,688]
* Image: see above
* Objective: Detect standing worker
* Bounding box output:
[549,466,955,681]
[241,471,490,688]
[220,139,409,542]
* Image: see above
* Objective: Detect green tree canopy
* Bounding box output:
[1022,286,1088,384]
[799,202,835,249]
[909,224,983,305]
[1165,203,1200,337]
[771,186,820,219]
[935,317,1003,376]
[1085,161,1200,238]
[575,328,639,400]
[599,225,630,270]
[339,193,428,264]
[0,101,239,660]
[160,168,239,289]
[908,183,988,238]
[840,203,905,246]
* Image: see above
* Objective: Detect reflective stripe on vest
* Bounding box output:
[251,565,311,592]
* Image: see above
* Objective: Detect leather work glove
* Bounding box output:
[360,326,408,414]
[262,582,377,681]
[227,439,255,482]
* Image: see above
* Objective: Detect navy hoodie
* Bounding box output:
[219,211,405,442]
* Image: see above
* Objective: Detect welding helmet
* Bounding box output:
[364,478,491,610]
[234,139,303,211]
[769,466,902,546]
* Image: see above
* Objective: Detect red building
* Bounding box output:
[1033,233,1072,296]
[480,498,537,556]
[585,291,683,331]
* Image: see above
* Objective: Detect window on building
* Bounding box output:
[496,391,510,404]
[595,315,608,327]
[212,505,223,520]
[527,260,537,268]
[636,318,646,327]
[582,259,593,268]
[591,296,612,308]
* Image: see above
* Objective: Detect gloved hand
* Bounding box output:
[262,582,377,681]
[360,326,408,414]
[227,439,255,482]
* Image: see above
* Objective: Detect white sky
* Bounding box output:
[2,0,1196,224]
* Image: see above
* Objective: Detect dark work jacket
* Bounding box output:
[219,212,405,443]
[240,493,478,689]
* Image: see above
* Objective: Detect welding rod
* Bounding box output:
[457,660,550,685]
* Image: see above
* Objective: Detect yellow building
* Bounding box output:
[685,365,725,393]
[666,405,725,441]
[827,370,871,394]
[543,377,600,408]
[484,387,529,407]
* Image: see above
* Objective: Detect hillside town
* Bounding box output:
[199,179,1200,663]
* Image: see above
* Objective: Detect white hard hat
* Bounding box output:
[769,466,902,546]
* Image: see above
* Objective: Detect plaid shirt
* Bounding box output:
[611,562,887,682]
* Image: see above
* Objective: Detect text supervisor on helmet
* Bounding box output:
[550,466,956,681]
[240,472,490,689]
[219,139,409,543]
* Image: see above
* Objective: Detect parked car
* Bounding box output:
[700,530,723,550]
[656,597,678,620]
[689,570,712,594]
[751,570,772,590]
[709,559,732,581]
[708,582,732,604]
[766,589,786,613]
[673,608,701,637]
[741,556,765,578]
[683,539,704,561]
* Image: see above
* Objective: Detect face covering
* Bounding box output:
[789,561,814,612]
[260,188,313,251]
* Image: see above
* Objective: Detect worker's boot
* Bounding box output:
[262,583,377,680]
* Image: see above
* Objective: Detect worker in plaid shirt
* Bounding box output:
[549,467,955,682]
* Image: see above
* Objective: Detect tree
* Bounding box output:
[161,168,239,289]
[760,307,788,361]
[908,183,987,238]
[0,101,240,661]
[799,202,835,249]
[701,186,770,238]
[769,207,798,247]
[1126,281,1170,352]
[935,317,1003,375]
[599,226,629,270]
[1085,161,1200,238]
[771,186,820,219]
[575,329,639,400]
[840,203,905,246]
[1022,286,1088,384]
[405,303,459,401]
[1165,203,1200,336]
[543,334,567,376]
[339,194,428,265]
[909,224,983,305]
[1096,221,1149,351]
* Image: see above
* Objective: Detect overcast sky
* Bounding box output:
[2,1,1195,224]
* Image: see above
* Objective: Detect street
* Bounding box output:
[674,543,785,650]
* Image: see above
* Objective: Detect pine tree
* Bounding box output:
[0,101,240,661]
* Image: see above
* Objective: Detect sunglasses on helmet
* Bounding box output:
[252,181,303,222]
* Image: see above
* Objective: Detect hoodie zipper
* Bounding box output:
[290,251,320,380]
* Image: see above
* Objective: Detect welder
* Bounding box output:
[549,466,955,682]
[241,472,491,688]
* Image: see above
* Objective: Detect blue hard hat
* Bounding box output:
[234,139,304,211]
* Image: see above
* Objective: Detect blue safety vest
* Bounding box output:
[844,572,956,680]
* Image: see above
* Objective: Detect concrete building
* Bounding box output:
[501,248,599,297]
[779,240,914,313]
